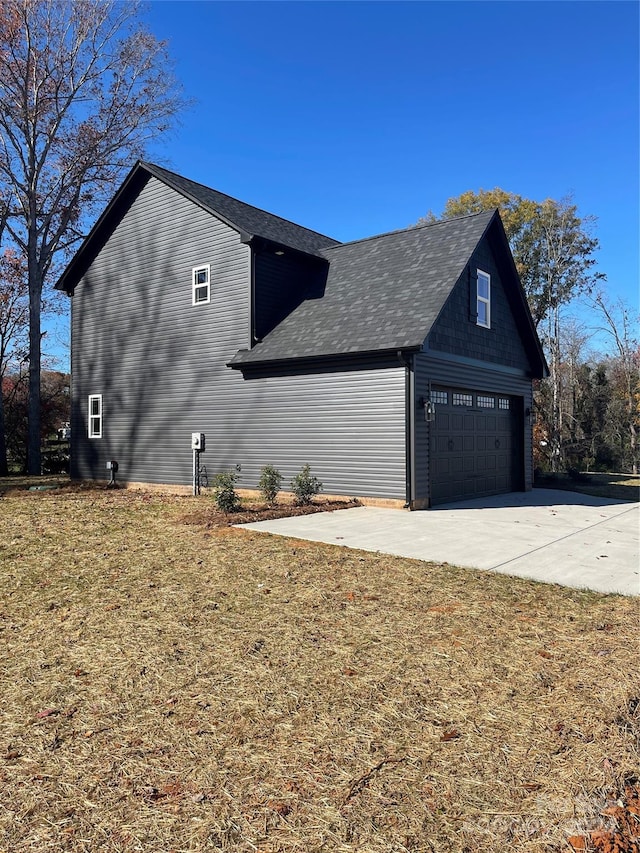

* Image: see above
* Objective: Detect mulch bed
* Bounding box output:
[183,498,361,528]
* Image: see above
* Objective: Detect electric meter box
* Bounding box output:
[191,433,205,451]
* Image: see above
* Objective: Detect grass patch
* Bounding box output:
[0,489,637,852]
[535,471,640,503]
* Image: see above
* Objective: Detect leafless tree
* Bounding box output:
[0,239,29,474]
[590,292,640,474]
[0,0,186,473]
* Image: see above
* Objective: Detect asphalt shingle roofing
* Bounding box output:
[230,210,496,366]
[143,162,340,256]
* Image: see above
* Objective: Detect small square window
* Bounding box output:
[453,393,473,406]
[477,395,495,408]
[192,265,210,305]
[430,390,448,405]
[88,394,102,438]
[498,398,510,410]
[476,269,491,328]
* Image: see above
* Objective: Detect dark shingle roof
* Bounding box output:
[142,163,340,256]
[230,210,496,366]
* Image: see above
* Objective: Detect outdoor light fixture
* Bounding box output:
[419,397,436,423]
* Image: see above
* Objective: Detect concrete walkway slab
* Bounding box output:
[238,489,639,596]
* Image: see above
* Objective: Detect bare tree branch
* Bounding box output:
[0,0,187,473]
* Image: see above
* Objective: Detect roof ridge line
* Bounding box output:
[322,209,496,252]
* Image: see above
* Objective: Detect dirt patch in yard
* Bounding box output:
[0,488,637,852]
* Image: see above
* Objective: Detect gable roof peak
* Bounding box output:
[139,161,341,256]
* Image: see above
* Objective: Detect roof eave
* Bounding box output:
[227,344,422,371]
[142,162,336,260]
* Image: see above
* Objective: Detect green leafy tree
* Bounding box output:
[0,0,186,473]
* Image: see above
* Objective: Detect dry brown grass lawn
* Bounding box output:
[0,487,638,852]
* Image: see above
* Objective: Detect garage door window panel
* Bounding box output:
[453,393,473,406]
[478,395,495,408]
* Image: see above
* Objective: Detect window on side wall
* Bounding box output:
[88,394,102,438]
[476,269,491,328]
[192,264,210,305]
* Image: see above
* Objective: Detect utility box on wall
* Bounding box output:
[191,433,205,451]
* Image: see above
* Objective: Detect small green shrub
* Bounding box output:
[212,472,241,513]
[258,464,282,504]
[291,464,322,505]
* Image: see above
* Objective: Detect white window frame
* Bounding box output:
[88,394,102,438]
[192,264,211,306]
[476,269,491,328]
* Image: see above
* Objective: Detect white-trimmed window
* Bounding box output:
[88,394,102,438]
[192,264,210,305]
[476,269,491,328]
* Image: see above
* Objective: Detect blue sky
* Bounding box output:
[51,0,639,367]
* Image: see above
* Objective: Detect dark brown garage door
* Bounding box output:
[429,387,522,505]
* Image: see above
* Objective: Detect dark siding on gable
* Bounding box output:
[253,248,327,342]
[427,236,532,372]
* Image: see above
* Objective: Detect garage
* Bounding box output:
[429,387,523,505]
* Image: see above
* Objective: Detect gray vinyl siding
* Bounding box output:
[214,365,407,500]
[71,175,252,484]
[71,177,407,500]
[413,353,534,503]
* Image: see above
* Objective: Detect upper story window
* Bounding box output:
[192,265,211,305]
[88,394,102,438]
[476,269,491,328]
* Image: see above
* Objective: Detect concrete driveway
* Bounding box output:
[238,489,639,596]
